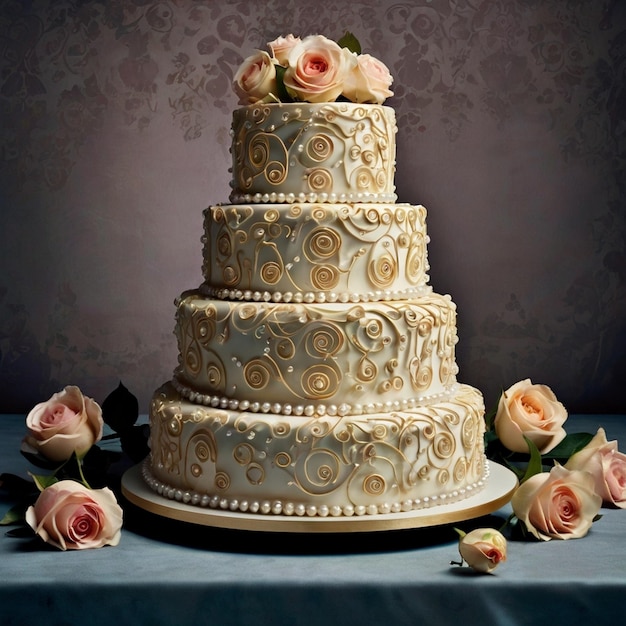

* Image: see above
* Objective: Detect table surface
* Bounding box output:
[2,413,625,626]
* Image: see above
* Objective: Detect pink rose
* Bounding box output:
[283,34,356,103]
[24,386,103,462]
[457,528,507,573]
[268,34,301,65]
[342,53,394,104]
[494,379,567,454]
[565,427,626,508]
[511,464,602,540]
[233,50,277,104]
[25,480,123,550]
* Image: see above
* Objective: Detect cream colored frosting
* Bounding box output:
[202,202,430,302]
[147,381,486,517]
[229,103,397,203]
[174,292,459,414]
[147,99,487,519]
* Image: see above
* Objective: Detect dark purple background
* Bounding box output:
[1,0,624,414]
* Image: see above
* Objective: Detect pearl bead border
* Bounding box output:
[228,191,398,204]
[142,458,489,518]
[199,283,433,304]
[172,377,461,418]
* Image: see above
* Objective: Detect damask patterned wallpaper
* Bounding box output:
[0,0,624,414]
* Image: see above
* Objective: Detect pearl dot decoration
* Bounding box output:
[142,460,489,518]
[201,283,433,303]
[173,377,460,417]
[229,191,398,204]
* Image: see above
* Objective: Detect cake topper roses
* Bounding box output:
[233,33,394,105]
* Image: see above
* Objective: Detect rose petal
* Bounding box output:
[26,481,123,551]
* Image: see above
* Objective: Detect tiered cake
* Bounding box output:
[144,36,486,519]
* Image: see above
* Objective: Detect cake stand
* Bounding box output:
[121,461,517,533]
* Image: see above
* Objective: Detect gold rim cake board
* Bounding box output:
[121,461,517,533]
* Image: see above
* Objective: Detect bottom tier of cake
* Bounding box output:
[146,382,487,518]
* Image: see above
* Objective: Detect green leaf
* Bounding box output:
[0,472,38,498]
[273,65,293,103]
[0,504,28,526]
[337,31,361,54]
[484,430,499,447]
[102,381,139,433]
[484,410,496,433]
[120,424,151,463]
[483,390,502,433]
[543,432,594,462]
[520,436,543,483]
[5,525,35,539]
[29,472,59,491]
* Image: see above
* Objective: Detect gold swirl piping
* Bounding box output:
[261,261,283,285]
[363,473,386,496]
[306,134,333,161]
[304,227,341,259]
[246,463,265,486]
[249,135,270,168]
[306,168,333,193]
[274,452,292,468]
[310,264,340,290]
[215,471,231,490]
[243,359,272,390]
[453,457,468,482]
[304,323,343,357]
[301,364,341,399]
[266,160,286,184]
[433,432,456,459]
[233,442,255,465]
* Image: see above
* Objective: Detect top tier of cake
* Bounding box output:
[229,103,397,204]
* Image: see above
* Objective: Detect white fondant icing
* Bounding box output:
[147,100,487,519]
[202,203,430,299]
[173,293,460,409]
[147,382,487,517]
[229,103,397,203]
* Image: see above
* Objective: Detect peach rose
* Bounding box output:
[283,34,356,103]
[233,50,277,104]
[511,464,602,540]
[494,379,567,454]
[24,386,103,462]
[458,528,507,573]
[342,53,394,104]
[268,34,301,65]
[565,427,626,508]
[25,480,123,550]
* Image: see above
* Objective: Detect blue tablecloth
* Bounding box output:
[2,413,625,626]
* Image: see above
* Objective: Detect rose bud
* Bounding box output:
[24,386,104,462]
[457,528,507,573]
[25,480,123,550]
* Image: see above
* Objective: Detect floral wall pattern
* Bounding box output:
[0,0,624,413]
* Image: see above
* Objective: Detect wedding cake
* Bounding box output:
[144,35,487,519]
